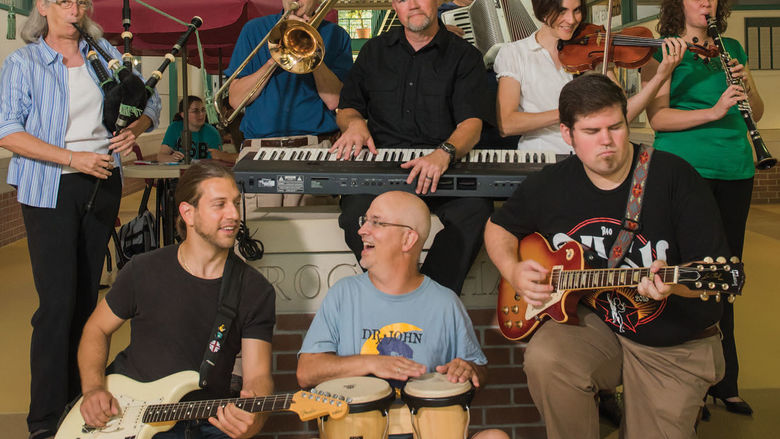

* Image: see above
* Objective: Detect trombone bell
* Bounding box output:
[269,20,325,74]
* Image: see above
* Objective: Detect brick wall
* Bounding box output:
[752,167,780,204]
[0,190,25,247]
[258,310,545,439]
[0,179,147,248]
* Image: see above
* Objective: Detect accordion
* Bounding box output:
[442,0,541,67]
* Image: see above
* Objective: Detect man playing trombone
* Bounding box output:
[224,0,352,205]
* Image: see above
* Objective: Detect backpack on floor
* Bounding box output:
[118,185,157,266]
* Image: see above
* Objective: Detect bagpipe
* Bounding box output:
[72,16,202,134]
[71,1,202,212]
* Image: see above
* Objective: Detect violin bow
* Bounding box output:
[601,0,615,75]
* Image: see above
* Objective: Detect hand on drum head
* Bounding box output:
[436,358,482,388]
[369,355,426,381]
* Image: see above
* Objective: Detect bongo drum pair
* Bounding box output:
[315,373,474,439]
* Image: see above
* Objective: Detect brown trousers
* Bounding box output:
[524,306,725,439]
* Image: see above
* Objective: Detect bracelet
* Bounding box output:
[67,152,72,167]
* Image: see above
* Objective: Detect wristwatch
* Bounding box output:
[438,142,457,164]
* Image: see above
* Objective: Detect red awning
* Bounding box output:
[92,0,338,74]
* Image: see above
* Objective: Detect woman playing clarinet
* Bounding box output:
[641,0,764,417]
[0,2,161,438]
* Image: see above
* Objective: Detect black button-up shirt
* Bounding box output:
[338,22,490,148]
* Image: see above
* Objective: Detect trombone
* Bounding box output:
[214,0,338,128]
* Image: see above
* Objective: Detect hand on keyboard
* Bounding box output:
[331,120,377,160]
[401,149,450,195]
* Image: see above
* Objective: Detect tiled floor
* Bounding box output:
[0,191,778,438]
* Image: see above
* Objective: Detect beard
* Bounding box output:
[406,14,433,32]
[193,221,237,250]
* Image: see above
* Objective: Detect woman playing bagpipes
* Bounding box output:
[0,2,161,438]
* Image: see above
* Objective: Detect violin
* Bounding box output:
[557,23,719,74]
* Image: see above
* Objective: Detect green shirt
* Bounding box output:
[162,120,222,160]
[652,37,753,180]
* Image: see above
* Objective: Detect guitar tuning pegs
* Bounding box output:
[703,256,714,263]
[721,283,729,291]
[724,264,731,271]
[728,294,736,303]
[708,282,716,289]
[716,256,726,263]
[695,281,703,288]
[503,320,512,329]
[715,293,721,302]
[700,292,709,301]
[730,256,740,263]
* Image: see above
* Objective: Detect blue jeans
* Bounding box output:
[152,421,228,439]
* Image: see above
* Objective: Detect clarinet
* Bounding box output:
[706,15,776,170]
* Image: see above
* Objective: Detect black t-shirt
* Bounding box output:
[491,144,729,347]
[106,245,276,398]
[338,21,491,147]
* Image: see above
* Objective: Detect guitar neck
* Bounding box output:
[555,266,678,290]
[143,394,294,424]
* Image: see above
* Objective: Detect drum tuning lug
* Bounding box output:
[730,256,740,263]
[699,292,709,301]
[703,256,714,263]
[715,293,721,302]
[728,294,736,303]
[716,256,726,263]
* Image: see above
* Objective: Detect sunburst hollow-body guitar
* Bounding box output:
[496,233,745,341]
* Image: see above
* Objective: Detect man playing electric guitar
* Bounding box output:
[484,74,731,439]
[77,162,276,439]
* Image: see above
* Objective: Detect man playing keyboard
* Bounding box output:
[330,0,492,295]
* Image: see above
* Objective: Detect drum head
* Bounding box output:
[315,376,395,414]
[402,373,474,412]
[404,373,472,398]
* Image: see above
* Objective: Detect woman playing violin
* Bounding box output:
[495,0,685,153]
[641,0,764,417]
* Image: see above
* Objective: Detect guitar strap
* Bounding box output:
[199,250,246,388]
[607,143,654,269]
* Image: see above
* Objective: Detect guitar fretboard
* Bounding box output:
[142,394,293,423]
[552,267,677,290]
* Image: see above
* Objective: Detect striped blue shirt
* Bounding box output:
[0,37,161,208]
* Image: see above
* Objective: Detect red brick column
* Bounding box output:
[752,167,780,204]
[258,311,545,439]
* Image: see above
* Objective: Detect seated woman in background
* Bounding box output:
[158,96,237,163]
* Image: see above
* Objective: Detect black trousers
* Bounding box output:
[705,177,753,399]
[339,194,493,294]
[22,172,121,434]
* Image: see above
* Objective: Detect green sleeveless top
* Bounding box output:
[651,37,753,180]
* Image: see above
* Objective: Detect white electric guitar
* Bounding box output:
[55,370,348,439]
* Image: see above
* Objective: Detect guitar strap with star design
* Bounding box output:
[607,143,654,269]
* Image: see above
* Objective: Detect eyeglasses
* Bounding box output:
[189,108,208,114]
[359,215,414,231]
[54,0,92,10]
